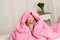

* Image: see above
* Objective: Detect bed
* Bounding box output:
[0,34,9,40]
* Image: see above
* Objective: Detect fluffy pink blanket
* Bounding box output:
[7,10,60,40]
[51,16,60,37]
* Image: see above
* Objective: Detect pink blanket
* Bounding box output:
[51,16,60,37]
[7,10,60,40]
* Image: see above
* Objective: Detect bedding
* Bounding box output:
[0,34,9,40]
[7,9,60,40]
[0,34,60,40]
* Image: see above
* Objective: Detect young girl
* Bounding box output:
[7,9,60,40]
[25,13,36,31]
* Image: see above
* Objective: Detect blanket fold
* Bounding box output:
[51,16,60,37]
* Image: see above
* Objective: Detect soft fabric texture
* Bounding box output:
[51,16,60,37]
[7,10,60,40]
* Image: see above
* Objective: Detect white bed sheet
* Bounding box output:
[0,34,9,40]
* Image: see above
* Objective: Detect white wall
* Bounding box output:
[46,0,56,22]
[0,0,27,35]
[54,0,60,22]
[48,0,60,22]
[0,0,13,35]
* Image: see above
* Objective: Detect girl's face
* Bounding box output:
[26,14,35,27]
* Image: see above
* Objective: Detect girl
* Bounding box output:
[8,9,60,40]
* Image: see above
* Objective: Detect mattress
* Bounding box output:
[0,34,9,40]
